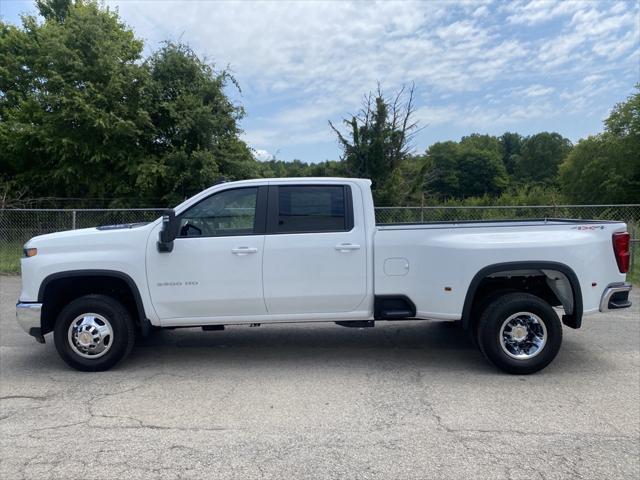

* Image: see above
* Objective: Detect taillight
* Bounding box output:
[612,232,630,273]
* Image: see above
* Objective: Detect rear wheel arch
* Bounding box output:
[461,261,583,331]
[38,270,147,335]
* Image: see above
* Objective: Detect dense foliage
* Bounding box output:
[0,1,637,207]
[0,0,255,206]
[560,90,640,204]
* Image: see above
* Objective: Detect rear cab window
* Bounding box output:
[268,185,354,234]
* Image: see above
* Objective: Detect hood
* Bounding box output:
[25,222,155,249]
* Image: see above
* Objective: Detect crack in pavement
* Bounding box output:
[0,395,50,401]
[2,371,228,439]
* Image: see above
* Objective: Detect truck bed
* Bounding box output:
[374,218,627,321]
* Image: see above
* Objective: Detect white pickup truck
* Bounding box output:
[17,178,632,374]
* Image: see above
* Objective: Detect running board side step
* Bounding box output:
[374,295,417,320]
[335,320,375,328]
[378,310,414,319]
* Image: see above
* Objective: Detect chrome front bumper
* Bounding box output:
[16,302,44,342]
[599,283,633,312]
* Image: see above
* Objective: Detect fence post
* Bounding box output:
[71,210,76,230]
[421,193,425,223]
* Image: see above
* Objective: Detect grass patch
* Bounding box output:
[0,242,22,275]
[627,243,640,285]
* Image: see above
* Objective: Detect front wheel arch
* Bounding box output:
[38,270,146,335]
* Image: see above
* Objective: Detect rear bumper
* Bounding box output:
[599,283,633,312]
[16,302,45,342]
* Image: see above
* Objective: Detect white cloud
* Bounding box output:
[473,5,489,18]
[532,1,638,71]
[592,29,638,58]
[98,0,639,157]
[252,149,273,161]
[413,106,459,127]
[521,85,555,97]
[504,0,588,26]
[244,127,332,149]
[110,1,506,97]
[455,101,557,130]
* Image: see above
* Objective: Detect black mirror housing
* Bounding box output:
[157,209,179,253]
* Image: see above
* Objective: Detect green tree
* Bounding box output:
[396,154,430,204]
[0,0,150,202]
[425,141,460,198]
[329,84,418,205]
[459,134,501,155]
[424,139,508,199]
[0,1,256,206]
[140,42,253,204]
[499,132,523,175]
[516,132,572,184]
[35,0,73,22]
[560,87,640,203]
[309,160,346,177]
[259,158,346,179]
[457,147,508,197]
[605,88,640,137]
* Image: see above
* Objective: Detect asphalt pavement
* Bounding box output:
[1,275,638,479]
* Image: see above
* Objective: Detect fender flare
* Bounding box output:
[38,269,148,328]
[461,261,583,330]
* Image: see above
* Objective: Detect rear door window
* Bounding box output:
[272,185,352,233]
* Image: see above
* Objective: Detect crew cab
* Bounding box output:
[16,178,633,374]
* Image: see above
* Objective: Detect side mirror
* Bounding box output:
[157,209,179,253]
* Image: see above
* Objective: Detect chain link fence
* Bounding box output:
[0,209,164,274]
[374,204,640,224]
[1,205,639,277]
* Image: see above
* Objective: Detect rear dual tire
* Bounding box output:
[476,293,562,375]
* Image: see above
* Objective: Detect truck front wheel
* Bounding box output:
[476,293,562,374]
[53,295,135,371]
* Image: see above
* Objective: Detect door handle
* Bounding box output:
[335,243,361,252]
[231,246,258,255]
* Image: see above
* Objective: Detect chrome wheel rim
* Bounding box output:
[67,313,113,359]
[499,312,547,360]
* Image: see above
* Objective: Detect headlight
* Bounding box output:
[23,248,38,258]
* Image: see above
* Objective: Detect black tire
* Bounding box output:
[469,289,518,347]
[476,292,562,375]
[54,294,135,372]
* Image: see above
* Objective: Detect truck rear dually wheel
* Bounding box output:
[54,295,135,371]
[476,293,562,374]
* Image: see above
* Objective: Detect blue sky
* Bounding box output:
[1,0,638,162]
